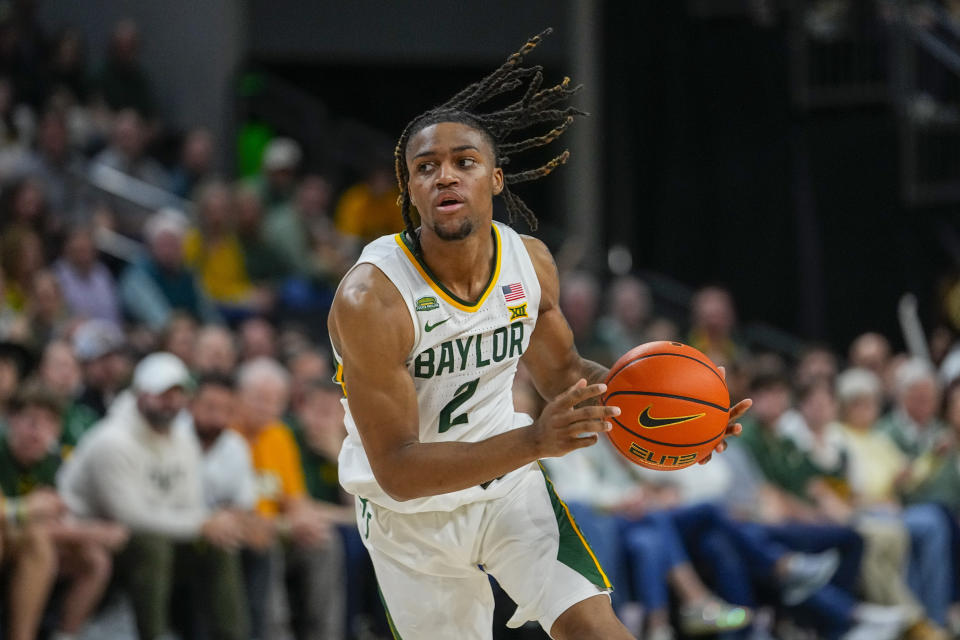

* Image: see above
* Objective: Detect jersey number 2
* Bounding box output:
[439,378,479,433]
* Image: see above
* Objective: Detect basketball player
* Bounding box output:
[328,30,751,639]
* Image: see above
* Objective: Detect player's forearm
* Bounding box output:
[576,358,609,406]
[374,427,540,501]
[580,358,609,385]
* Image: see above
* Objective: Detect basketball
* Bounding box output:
[603,341,730,470]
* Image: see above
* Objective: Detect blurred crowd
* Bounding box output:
[2,4,960,640]
[529,277,960,640]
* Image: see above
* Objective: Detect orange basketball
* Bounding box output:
[602,341,730,470]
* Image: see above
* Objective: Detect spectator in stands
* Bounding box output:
[834,368,956,632]
[26,269,69,349]
[265,173,353,288]
[288,378,360,638]
[10,108,88,223]
[170,127,216,199]
[877,358,947,458]
[47,28,89,105]
[119,208,220,330]
[1,384,128,640]
[178,372,253,640]
[782,380,927,625]
[90,108,169,191]
[0,176,48,236]
[688,285,741,366]
[92,19,155,117]
[185,180,273,321]
[52,225,121,325]
[254,137,301,211]
[58,353,245,640]
[0,262,28,340]
[160,312,198,371]
[541,421,905,640]
[234,182,290,286]
[239,316,277,362]
[0,341,30,428]
[596,275,653,360]
[0,0,47,110]
[287,348,331,411]
[233,357,344,640]
[900,377,960,513]
[559,271,611,365]
[288,378,349,513]
[794,343,839,387]
[36,338,81,401]
[848,331,892,393]
[1,224,44,312]
[194,324,238,377]
[333,163,402,243]
[62,319,129,448]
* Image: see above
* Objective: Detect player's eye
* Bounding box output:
[416,162,434,174]
[459,157,477,168]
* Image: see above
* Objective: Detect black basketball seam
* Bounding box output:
[607,352,725,385]
[603,390,729,412]
[609,416,727,448]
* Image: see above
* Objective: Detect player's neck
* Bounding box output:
[419,225,496,303]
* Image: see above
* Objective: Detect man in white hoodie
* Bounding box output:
[58,352,244,640]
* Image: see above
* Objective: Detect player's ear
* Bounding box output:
[492,167,504,195]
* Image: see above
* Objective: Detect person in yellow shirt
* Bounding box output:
[233,357,344,640]
[183,181,273,322]
[333,165,407,243]
[834,367,955,634]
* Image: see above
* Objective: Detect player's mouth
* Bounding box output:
[435,191,465,213]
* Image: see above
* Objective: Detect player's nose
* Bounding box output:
[435,161,460,186]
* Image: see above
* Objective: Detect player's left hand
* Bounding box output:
[699,365,751,465]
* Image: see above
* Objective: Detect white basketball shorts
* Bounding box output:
[354,463,612,640]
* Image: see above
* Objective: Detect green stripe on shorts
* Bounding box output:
[378,586,404,639]
[539,463,612,590]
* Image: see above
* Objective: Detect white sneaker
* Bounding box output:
[780,549,840,605]
[841,617,905,640]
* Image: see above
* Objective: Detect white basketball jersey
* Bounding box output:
[334,221,542,513]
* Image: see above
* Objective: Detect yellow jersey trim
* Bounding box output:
[394,224,502,313]
[538,462,613,590]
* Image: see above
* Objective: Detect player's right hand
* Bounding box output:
[528,378,619,458]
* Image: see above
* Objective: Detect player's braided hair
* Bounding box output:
[394,28,585,255]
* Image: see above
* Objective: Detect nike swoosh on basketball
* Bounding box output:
[424,318,450,332]
[637,406,706,429]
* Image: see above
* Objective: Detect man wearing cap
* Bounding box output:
[58,352,245,640]
[255,137,301,211]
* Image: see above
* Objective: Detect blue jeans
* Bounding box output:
[903,503,954,625]
[670,503,859,639]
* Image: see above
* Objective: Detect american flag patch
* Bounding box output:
[502,282,525,302]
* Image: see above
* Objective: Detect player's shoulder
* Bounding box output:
[333,262,407,320]
[518,234,559,288]
[330,258,413,355]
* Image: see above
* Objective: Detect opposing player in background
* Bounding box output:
[328,30,751,639]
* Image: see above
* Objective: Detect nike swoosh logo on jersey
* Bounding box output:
[424,318,451,332]
[637,406,706,429]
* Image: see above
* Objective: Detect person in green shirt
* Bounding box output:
[288,377,352,517]
[1,384,128,640]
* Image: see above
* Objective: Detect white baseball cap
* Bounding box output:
[132,352,191,395]
[262,137,302,172]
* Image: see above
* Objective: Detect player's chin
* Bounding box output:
[431,215,475,241]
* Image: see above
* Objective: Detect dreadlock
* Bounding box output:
[394,28,585,255]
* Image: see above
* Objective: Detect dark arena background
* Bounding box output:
[1,1,960,639]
